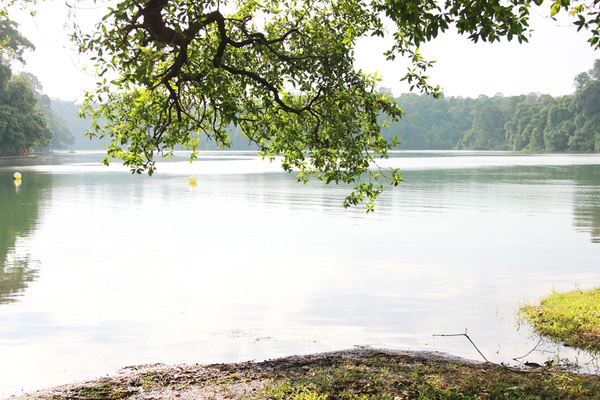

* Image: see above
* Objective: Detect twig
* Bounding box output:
[433,329,545,373]
[513,339,543,362]
[433,328,490,363]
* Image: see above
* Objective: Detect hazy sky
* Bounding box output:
[10,1,600,101]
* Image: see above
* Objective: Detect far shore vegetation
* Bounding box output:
[520,287,600,353]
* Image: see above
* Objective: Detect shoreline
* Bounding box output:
[0,155,39,160]
[1,349,477,399]
[6,348,600,399]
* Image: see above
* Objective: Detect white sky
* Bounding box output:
[9,1,600,101]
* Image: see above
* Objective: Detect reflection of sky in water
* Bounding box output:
[1,152,599,396]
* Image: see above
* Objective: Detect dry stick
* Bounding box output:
[433,328,490,363]
[513,339,543,362]
[433,329,542,374]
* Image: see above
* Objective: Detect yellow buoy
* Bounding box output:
[13,172,22,180]
[188,175,198,185]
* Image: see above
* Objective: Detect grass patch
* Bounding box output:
[520,287,600,352]
[69,384,130,399]
[139,372,171,391]
[258,354,600,399]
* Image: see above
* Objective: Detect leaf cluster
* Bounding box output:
[0,18,34,64]
[567,0,600,49]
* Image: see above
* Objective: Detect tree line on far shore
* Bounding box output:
[382,59,600,153]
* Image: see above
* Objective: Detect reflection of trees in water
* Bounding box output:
[573,191,600,244]
[572,166,600,244]
[0,255,39,304]
[0,171,51,304]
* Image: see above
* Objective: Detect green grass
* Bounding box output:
[520,287,600,352]
[257,354,600,399]
[139,372,170,391]
[69,384,130,399]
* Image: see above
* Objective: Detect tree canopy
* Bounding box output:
[8,0,600,208]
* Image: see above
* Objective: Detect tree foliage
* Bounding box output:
[0,71,53,155]
[0,18,34,64]
[69,0,600,208]
[78,0,408,210]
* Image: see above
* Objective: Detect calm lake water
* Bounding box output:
[1,151,599,396]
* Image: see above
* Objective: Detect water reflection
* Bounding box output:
[572,166,600,243]
[0,255,39,304]
[574,199,600,244]
[0,170,51,304]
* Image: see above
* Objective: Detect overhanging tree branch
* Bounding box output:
[75,0,600,210]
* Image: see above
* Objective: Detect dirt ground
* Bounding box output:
[5,348,471,399]
[6,347,600,399]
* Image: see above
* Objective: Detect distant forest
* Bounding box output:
[51,59,600,153]
[382,59,600,153]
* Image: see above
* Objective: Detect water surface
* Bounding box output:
[1,151,599,396]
